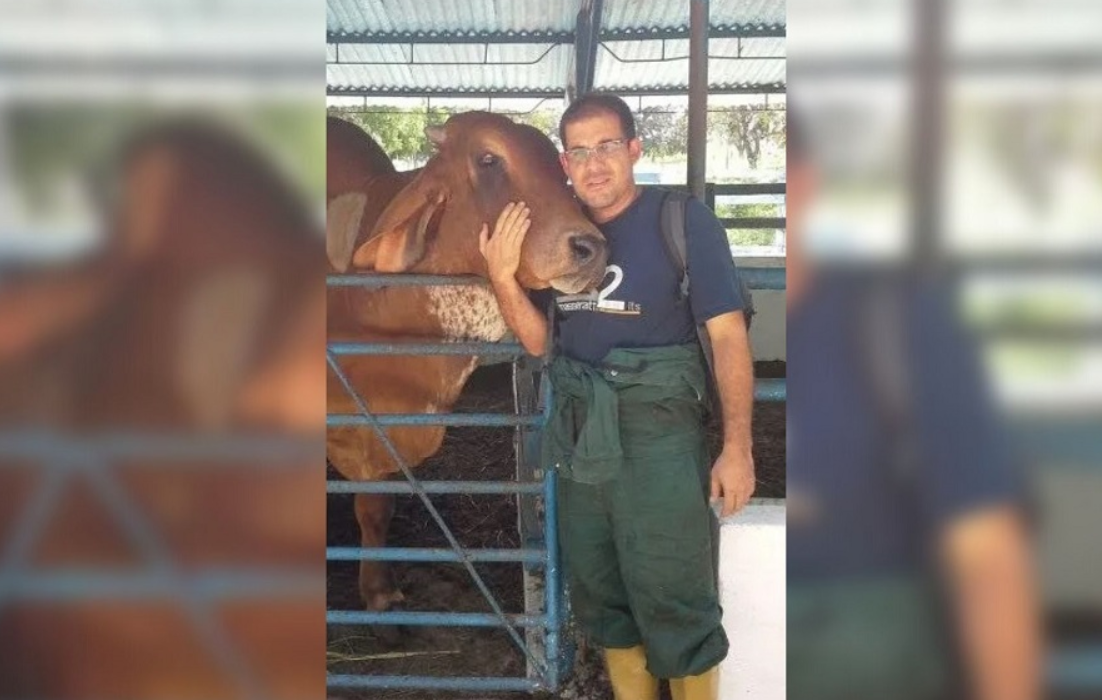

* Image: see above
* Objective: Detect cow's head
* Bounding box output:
[332,112,608,294]
[0,120,320,368]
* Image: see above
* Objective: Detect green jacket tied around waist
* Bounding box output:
[540,344,710,484]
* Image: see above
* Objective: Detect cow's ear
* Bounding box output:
[352,172,444,272]
[326,192,367,272]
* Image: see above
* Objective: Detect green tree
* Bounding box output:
[328,106,453,162]
[329,105,568,157]
[9,103,324,215]
[244,104,326,202]
[635,106,688,158]
[8,106,151,214]
[710,107,786,169]
[511,108,562,142]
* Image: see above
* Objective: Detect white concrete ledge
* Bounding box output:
[718,499,786,699]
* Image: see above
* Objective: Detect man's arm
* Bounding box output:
[904,282,1042,700]
[941,506,1042,700]
[704,310,756,516]
[479,202,549,357]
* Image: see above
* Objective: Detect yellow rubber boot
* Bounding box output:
[603,645,659,700]
[669,664,720,700]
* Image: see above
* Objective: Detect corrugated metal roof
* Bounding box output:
[602,0,784,34]
[591,35,784,93]
[710,0,784,29]
[328,43,572,95]
[327,43,567,64]
[594,51,784,94]
[1,0,320,96]
[327,0,786,96]
[600,37,785,61]
[328,0,786,41]
[328,0,578,40]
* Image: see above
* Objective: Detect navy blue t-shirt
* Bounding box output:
[787,271,1025,580]
[547,187,746,365]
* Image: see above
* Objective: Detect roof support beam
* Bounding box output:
[569,0,604,101]
[327,84,785,99]
[687,0,710,200]
[327,30,573,45]
[911,0,944,270]
[601,23,784,42]
[1,54,316,78]
[326,23,784,47]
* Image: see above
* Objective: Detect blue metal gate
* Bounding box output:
[0,432,321,699]
[326,272,564,693]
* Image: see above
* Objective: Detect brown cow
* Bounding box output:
[0,120,325,699]
[326,112,607,612]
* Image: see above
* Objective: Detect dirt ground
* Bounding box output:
[327,361,785,699]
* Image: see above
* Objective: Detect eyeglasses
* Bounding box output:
[563,138,629,165]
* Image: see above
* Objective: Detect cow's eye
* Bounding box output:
[478,152,500,168]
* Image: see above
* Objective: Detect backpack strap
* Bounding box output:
[658,188,755,326]
[860,281,919,482]
[857,276,964,666]
[659,189,692,301]
[658,188,719,407]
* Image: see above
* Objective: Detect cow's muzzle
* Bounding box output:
[552,232,607,293]
[568,233,603,266]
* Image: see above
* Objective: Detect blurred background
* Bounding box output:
[5,0,1102,697]
[788,0,1102,698]
[0,1,326,698]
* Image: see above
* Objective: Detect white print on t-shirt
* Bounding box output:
[556,264,642,315]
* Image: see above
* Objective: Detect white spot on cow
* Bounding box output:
[178,267,269,430]
[425,286,509,342]
[431,356,479,411]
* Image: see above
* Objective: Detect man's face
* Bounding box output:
[560,110,642,222]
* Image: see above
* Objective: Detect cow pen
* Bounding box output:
[324,268,785,695]
[325,0,788,694]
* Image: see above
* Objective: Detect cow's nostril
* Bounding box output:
[569,234,599,264]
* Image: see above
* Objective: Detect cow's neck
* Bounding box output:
[423,284,508,342]
[330,285,508,343]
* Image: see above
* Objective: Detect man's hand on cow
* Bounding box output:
[710,446,756,518]
[480,201,531,283]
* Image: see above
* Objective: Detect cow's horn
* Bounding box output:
[425,125,446,148]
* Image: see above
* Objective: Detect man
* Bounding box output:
[786,112,1042,700]
[480,94,755,700]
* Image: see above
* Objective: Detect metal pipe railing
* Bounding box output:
[327,413,544,427]
[327,546,545,564]
[327,480,544,495]
[328,610,546,627]
[327,674,542,693]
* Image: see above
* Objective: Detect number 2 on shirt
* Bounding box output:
[596,265,626,311]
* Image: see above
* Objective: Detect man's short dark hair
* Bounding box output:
[559,94,637,148]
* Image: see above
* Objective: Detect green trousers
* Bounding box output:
[788,576,954,700]
[555,398,729,679]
